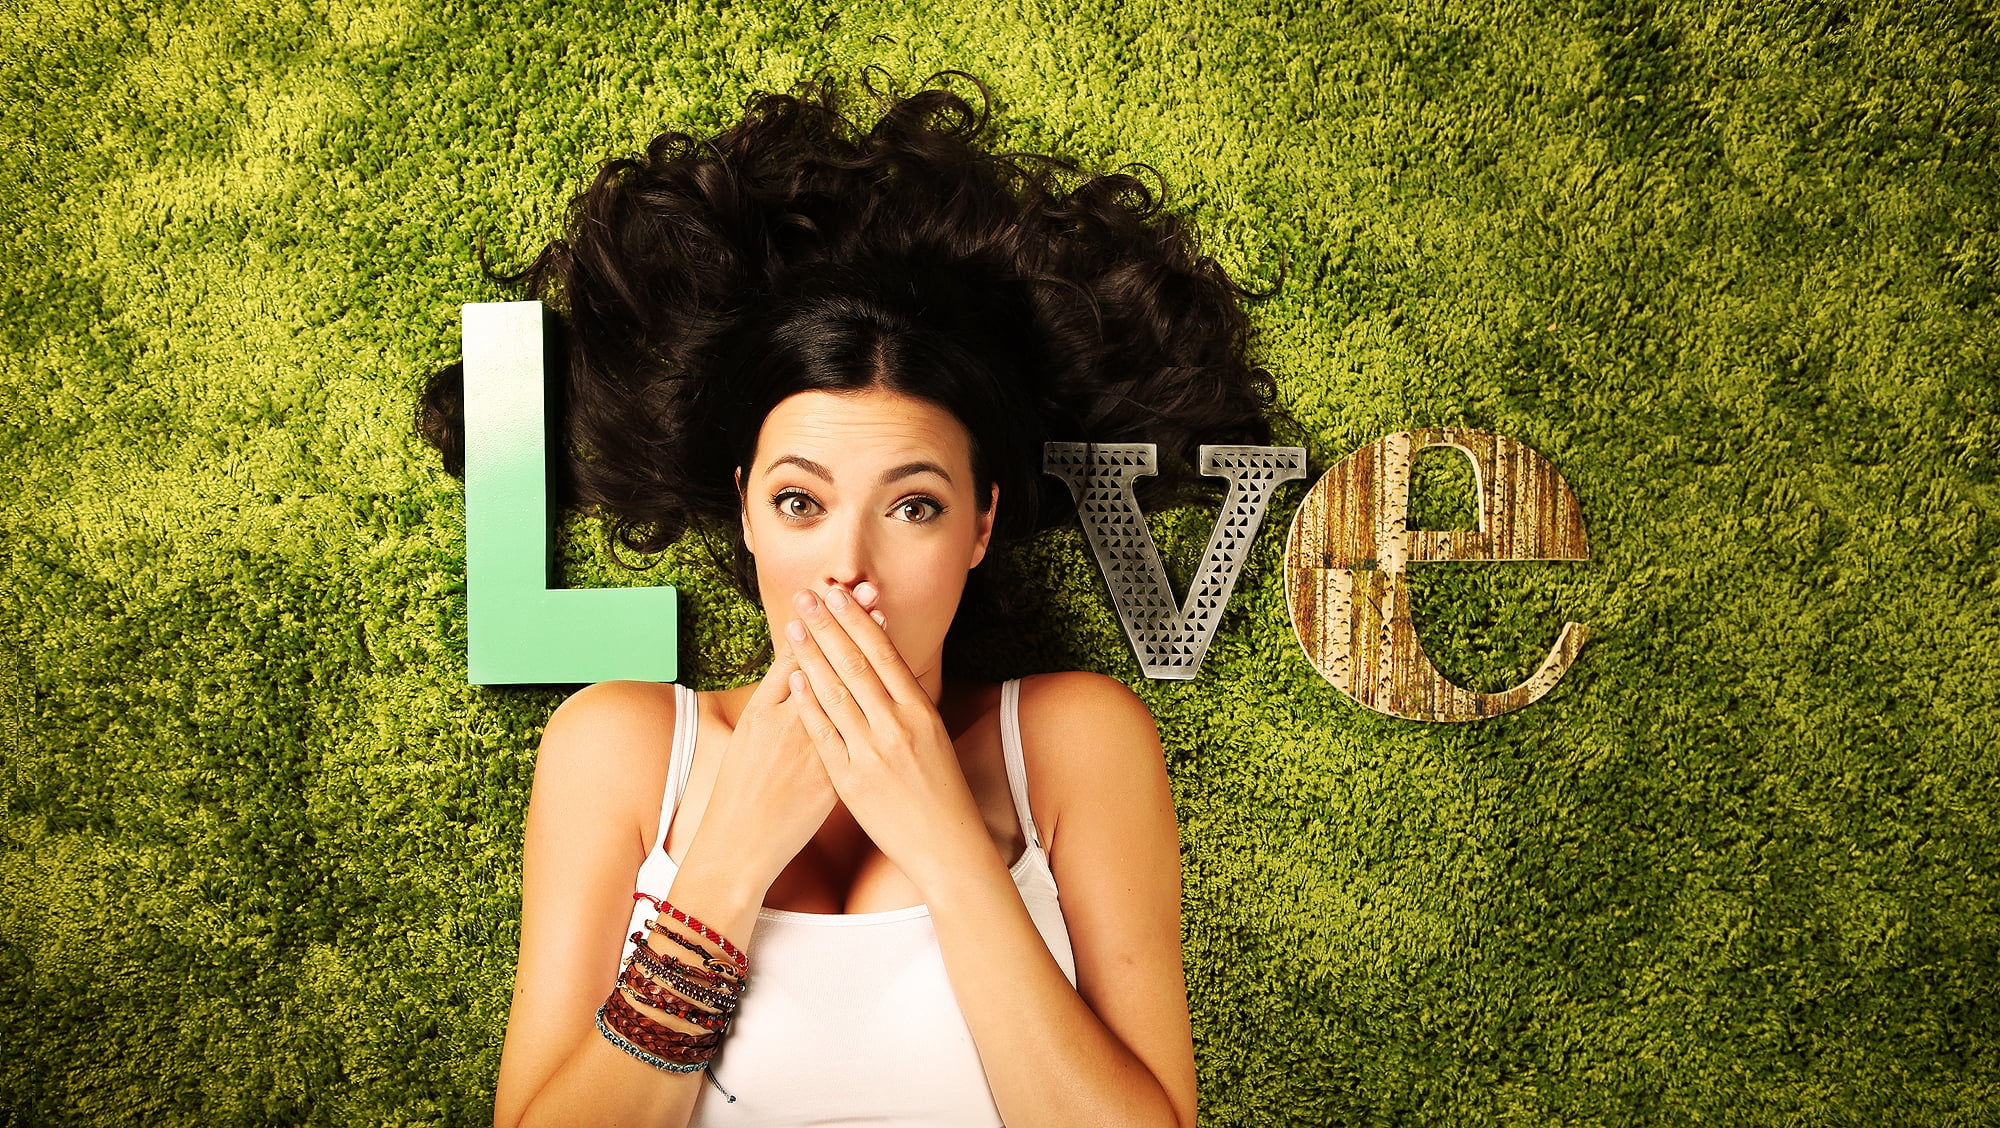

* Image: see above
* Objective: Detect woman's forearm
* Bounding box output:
[512,1027,698,1128]
[925,852,1183,1128]
[508,839,768,1128]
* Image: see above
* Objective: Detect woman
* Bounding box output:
[420,70,1278,1128]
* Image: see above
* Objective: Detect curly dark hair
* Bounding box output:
[418,69,1283,619]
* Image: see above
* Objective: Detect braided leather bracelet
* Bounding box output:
[604,987,722,1055]
[597,1004,707,1074]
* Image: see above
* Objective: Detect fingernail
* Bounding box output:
[870,611,886,627]
[792,590,816,615]
[855,581,879,604]
[788,671,805,694]
[827,586,850,610]
[786,619,806,643]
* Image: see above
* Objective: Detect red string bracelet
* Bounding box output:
[643,918,747,984]
[634,891,751,972]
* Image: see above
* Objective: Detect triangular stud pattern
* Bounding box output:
[1044,442,1308,678]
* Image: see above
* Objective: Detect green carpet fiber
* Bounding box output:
[4,0,1997,1123]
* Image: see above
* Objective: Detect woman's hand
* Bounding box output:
[782,583,996,894]
[690,585,882,894]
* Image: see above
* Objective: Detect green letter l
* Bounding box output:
[461,301,677,685]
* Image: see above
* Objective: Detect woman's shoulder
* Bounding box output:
[1014,670,1157,730]
[532,681,689,859]
[535,681,682,796]
[1011,672,1165,854]
[543,679,683,745]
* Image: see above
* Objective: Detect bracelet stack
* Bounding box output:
[596,891,750,1101]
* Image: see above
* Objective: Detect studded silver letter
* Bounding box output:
[1044,443,1308,679]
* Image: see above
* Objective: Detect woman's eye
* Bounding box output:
[893,498,943,523]
[774,491,821,519]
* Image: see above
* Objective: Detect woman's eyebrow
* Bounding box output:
[762,455,953,486]
[766,454,834,481]
[880,460,953,486]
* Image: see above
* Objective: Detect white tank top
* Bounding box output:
[621,678,1077,1125]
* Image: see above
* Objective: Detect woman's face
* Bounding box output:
[739,387,996,690]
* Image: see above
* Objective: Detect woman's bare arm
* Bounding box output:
[927,671,1197,1128]
[492,680,766,1128]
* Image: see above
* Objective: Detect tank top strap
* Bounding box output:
[999,678,1043,852]
[646,683,699,858]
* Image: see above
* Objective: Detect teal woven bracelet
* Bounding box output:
[593,1002,738,1100]
[596,1003,705,1074]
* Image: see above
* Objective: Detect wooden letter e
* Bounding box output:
[1283,428,1588,721]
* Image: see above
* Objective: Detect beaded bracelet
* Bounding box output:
[645,950,740,1006]
[634,892,750,972]
[617,969,731,1032]
[628,930,744,997]
[621,951,739,1012]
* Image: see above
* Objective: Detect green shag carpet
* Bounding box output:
[4,1,1997,1124]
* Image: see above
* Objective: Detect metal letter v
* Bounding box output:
[1044,443,1307,680]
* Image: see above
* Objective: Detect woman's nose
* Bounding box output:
[821,514,873,591]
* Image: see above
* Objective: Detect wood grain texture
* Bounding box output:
[1285,429,1590,722]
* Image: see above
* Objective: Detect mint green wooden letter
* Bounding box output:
[462,301,677,685]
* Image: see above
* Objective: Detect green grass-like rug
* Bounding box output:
[4,0,1996,1123]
